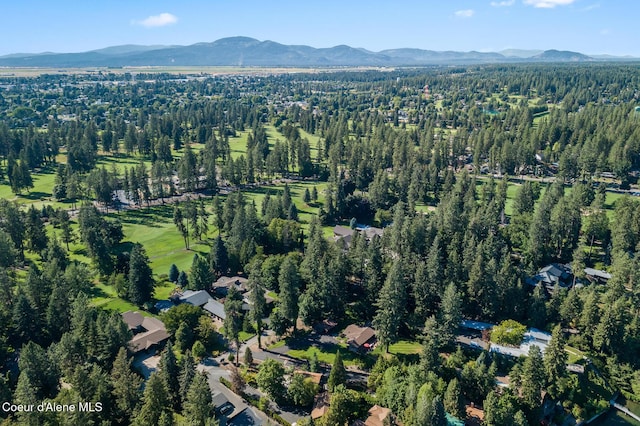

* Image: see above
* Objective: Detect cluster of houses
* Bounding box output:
[122,275,272,355]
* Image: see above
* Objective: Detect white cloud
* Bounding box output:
[523,0,576,8]
[455,9,475,18]
[490,0,515,6]
[133,13,178,28]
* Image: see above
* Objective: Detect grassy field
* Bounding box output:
[287,343,367,367]
[109,204,211,276]
[386,340,423,355]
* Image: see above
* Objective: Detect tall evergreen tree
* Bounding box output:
[110,347,143,423]
[373,259,407,352]
[183,373,214,426]
[159,341,180,409]
[190,254,212,291]
[327,350,346,392]
[179,350,196,405]
[128,243,155,306]
[133,371,172,426]
[278,254,301,332]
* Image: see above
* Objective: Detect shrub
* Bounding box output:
[490,320,526,346]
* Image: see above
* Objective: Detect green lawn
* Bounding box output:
[238,331,255,342]
[286,342,367,367]
[90,282,156,315]
[109,205,211,276]
[155,280,177,300]
[386,340,423,355]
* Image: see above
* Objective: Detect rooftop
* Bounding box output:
[179,289,213,307]
[343,324,376,347]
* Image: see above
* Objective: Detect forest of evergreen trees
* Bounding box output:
[1,63,640,425]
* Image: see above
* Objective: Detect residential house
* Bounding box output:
[212,276,249,297]
[122,312,170,354]
[178,289,213,307]
[203,298,226,321]
[342,324,376,352]
[333,225,384,250]
[527,263,573,291]
[294,370,324,387]
[362,405,393,426]
[311,391,330,420]
[583,267,612,284]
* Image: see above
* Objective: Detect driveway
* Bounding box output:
[132,353,161,379]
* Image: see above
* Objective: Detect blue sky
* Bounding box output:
[1,0,636,56]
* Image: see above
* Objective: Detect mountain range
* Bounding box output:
[0,37,636,68]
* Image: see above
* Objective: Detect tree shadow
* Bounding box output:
[21,191,50,200]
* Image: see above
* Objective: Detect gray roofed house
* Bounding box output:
[212,276,249,296]
[361,226,384,240]
[333,225,354,238]
[528,263,573,290]
[583,267,612,283]
[179,289,213,307]
[203,299,226,320]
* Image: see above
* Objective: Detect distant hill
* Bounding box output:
[0,37,634,68]
[499,49,544,58]
[531,50,593,62]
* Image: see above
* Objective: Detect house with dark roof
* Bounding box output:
[333,225,384,250]
[122,312,170,354]
[212,276,249,297]
[122,311,145,332]
[527,263,573,291]
[178,289,213,307]
[342,324,376,352]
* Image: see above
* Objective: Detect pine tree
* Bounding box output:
[244,347,253,366]
[439,282,462,347]
[128,243,154,306]
[111,347,142,423]
[224,287,243,365]
[374,259,407,352]
[169,264,179,282]
[179,350,196,405]
[183,373,213,426]
[133,371,172,426]
[158,341,180,409]
[209,236,229,277]
[25,205,48,254]
[303,188,311,204]
[521,345,545,410]
[190,254,212,291]
[177,270,189,288]
[444,378,465,419]
[431,395,447,426]
[278,254,301,333]
[543,326,568,396]
[327,350,346,392]
[248,270,267,348]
